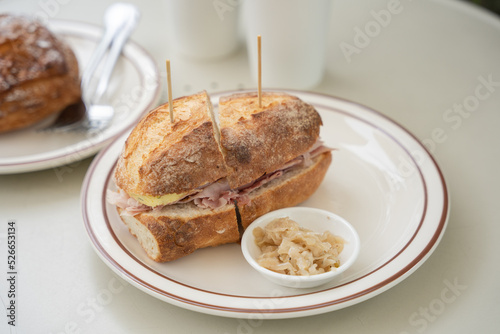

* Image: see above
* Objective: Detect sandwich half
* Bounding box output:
[108,90,332,262]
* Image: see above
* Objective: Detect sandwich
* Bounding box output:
[107,90,332,262]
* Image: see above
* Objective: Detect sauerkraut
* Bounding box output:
[253,217,344,276]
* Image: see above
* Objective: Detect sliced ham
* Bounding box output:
[106,189,151,216]
[190,180,236,209]
[108,140,332,215]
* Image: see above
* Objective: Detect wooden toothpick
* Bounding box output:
[166,59,174,123]
[257,35,262,108]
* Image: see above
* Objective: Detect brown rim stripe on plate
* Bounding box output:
[82,92,448,314]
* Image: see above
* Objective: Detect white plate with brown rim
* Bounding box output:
[81,90,449,319]
[0,19,161,174]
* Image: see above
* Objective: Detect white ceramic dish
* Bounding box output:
[0,19,161,174]
[82,90,449,319]
[241,207,360,289]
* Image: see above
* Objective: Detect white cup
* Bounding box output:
[165,0,240,60]
[243,0,331,89]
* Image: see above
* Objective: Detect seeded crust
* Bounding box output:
[237,151,332,230]
[218,91,322,189]
[114,91,228,196]
[0,15,81,133]
[116,152,331,262]
[118,203,239,262]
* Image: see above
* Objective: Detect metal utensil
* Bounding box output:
[44,3,140,132]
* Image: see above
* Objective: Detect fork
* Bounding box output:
[44,3,140,133]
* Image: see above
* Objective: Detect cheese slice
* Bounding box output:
[130,192,189,207]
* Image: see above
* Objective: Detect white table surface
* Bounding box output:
[1,0,499,333]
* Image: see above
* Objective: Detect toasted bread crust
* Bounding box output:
[116,151,331,262]
[113,91,331,262]
[237,151,332,229]
[0,15,81,133]
[115,91,227,196]
[219,91,322,189]
[118,203,239,262]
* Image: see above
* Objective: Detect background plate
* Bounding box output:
[0,19,161,174]
[82,91,449,319]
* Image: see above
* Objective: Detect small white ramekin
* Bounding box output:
[241,207,360,289]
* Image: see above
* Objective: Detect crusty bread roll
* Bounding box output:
[109,90,332,262]
[218,92,322,189]
[0,14,81,133]
[117,152,331,262]
[119,202,239,262]
[115,91,227,199]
